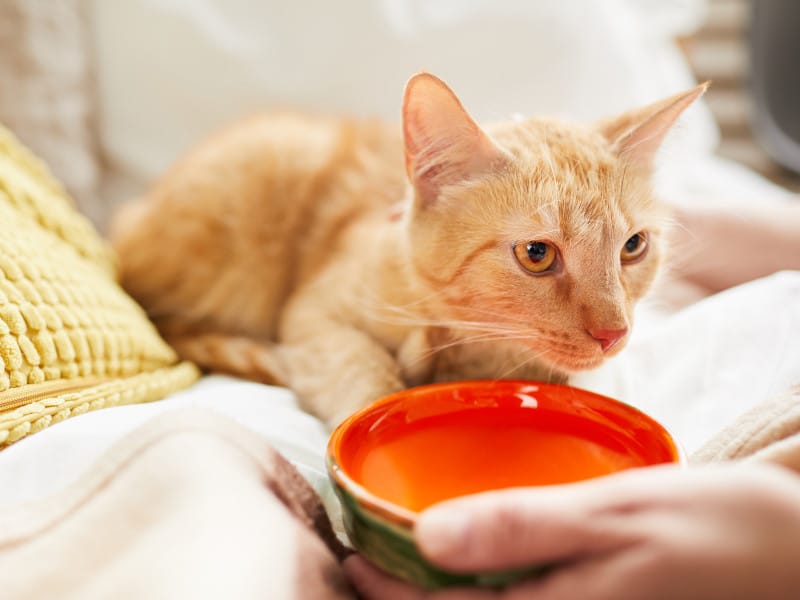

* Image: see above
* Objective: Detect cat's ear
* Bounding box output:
[402,72,507,207]
[598,82,709,168]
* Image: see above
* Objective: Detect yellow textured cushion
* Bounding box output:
[0,124,199,447]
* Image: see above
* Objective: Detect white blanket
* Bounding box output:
[0,377,335,515]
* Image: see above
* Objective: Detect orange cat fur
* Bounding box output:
[110,73,706,425]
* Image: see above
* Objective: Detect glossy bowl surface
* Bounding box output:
[327,380,683,588]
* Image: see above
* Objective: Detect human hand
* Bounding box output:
[344,463,800,599]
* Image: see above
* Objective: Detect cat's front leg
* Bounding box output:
[279,325,405,426]
[397,327,437,387]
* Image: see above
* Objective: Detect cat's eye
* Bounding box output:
[620,232,648,263]
[513,241,557,274]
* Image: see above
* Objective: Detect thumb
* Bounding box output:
[415,481,643,573]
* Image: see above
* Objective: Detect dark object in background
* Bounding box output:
[750,0,800,174]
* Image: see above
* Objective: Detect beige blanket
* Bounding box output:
[2,387,799,600]
[0,410,353,600]
[693,385,800,469]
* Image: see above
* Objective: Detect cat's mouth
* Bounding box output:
[532,331,629,371]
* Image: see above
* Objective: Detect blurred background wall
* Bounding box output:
[683,0,800,191]
[0,0,797,228]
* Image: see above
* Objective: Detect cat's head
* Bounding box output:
[401,72,706,372]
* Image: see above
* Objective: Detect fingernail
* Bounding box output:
[416,507,472,559]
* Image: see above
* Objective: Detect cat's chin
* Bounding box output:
[542,351,606,372]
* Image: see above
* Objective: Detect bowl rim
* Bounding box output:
[326,379,686,528]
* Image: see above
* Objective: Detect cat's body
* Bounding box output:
[111,74,706,424]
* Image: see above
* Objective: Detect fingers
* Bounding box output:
[414,490,620,572]
[343,556,502,600]
[348,465,800,599]
[344,552,655,600]
[502,547,659,600]
[344,556,428,600]
[415,466,687,572]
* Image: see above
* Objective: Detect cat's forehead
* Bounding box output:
[489,117,615,168]
[488,119,654,241]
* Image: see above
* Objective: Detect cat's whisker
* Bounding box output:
[424,330,543,356]
[403,330,548,371]
[345,284,455,321]
[351,298,529,334]
[349,279,566,341]
[353,290,570,354]
[396,320,547,361]
[494,347,552,381]
[545,360,558,384]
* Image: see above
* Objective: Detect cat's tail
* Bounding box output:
[166,333,289,386]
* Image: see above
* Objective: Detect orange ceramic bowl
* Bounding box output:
[327,380,683,588]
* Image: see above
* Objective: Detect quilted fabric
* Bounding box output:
[0,124,199,447]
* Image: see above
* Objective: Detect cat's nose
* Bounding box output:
[587,327,628,352]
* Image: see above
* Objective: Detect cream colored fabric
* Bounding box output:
[693,385,800,470]
[0,409,352,600]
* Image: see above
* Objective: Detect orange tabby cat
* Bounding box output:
[111,73,706,425]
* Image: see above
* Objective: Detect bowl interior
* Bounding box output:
[329,380,682,517]
[327,380,683,588]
